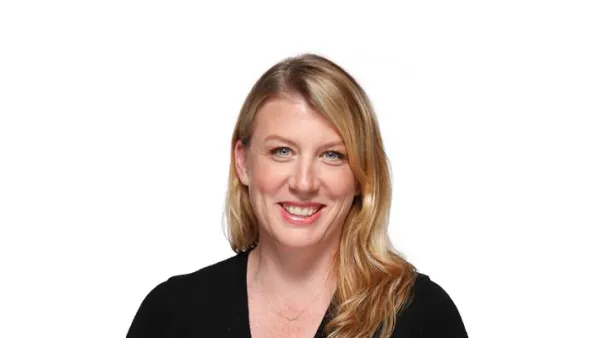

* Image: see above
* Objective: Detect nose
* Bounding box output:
[288,157,319,195]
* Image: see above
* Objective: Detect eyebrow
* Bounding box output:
[263,135,345,150]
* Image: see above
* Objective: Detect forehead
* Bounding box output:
[253,96,343,144]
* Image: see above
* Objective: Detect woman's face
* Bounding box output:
[235,96,357,250]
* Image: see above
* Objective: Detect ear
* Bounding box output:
[234,140,250,186]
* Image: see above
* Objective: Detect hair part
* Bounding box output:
[224,53,417,338]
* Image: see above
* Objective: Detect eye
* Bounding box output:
[323,151,346,161]
[271,146,293,157]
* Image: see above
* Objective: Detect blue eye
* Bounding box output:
[324,151,346,161]
[272,147,292,157]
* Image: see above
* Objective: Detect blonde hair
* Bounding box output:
[225,54,417,338]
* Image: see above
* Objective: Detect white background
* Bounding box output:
[1,1,599,337]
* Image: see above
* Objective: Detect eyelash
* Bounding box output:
[270,147,347,161]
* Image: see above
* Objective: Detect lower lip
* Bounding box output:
[279,204,324,226]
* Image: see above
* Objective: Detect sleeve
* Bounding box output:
[126,280,174,338]
[422,278,468,338]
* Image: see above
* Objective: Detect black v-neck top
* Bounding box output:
[126,250,468,337]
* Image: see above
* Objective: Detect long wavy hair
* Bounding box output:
[224,54,417,338]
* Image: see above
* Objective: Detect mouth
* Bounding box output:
[278,202,325,225]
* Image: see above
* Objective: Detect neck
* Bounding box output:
[248,240,338,297]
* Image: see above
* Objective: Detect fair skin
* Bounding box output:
[234,95,357,337]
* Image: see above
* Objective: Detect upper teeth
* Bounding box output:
[283,204,319,216]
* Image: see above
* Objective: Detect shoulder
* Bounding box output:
[150,252,243,306]
[394,273,468,337]
[410,273,463,316]
[126,252,246,338]
[166,252,244,292]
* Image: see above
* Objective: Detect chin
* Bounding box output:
[259,208,339,249]
[276,236,322,249]
[270,229,324,249]
[270,220,339,250]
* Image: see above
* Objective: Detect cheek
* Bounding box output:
[324,167,357,198]
[248,157,286,195]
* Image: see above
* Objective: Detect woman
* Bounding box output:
[127,54,468,338]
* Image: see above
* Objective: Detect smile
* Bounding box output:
[282,204,320,216]
[278,203,325,225]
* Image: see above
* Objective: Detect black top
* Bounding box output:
[126,250,468,337]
